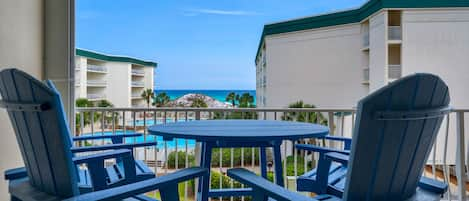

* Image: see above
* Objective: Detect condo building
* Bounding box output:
[75,49,157,107]
[256,0,469,109]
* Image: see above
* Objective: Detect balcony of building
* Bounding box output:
[86,80,107,87]
[86,93,106,101]
[70,106,469,200]
[86,64,108,73]
[131,69,145,76]
[362,68,370,84]
[131,81,145,87]
[388,64,402,81]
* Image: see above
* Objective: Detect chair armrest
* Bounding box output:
[227,168,340,201]
[73,149,135,190]
[63,167,208,201]
[318,135,352,150]
[70,142,157,153]
[320,135,352,142]
[73,149,132,164]
[418,176,448,194]
[4,167,27,180]
[325,152,349,165]
[73,133,142,144]
[296,144,350,155]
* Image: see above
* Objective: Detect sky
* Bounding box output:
[76,0,367,90]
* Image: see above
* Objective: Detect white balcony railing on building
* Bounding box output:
[132,93,143,98]
[86,93,106,100]
[74,107,469,201]
[132,81,145,87]
[388,26,402,41]
[363,33,370,48]
[363,68,370,83]
[87,80,107,86]
[388,65,402,80]
[87,65,108,73]
[132,69,145,76]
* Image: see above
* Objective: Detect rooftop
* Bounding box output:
[255,0,469,64]
[76,48,158,67]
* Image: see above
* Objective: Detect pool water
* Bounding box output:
[80,130,196,149]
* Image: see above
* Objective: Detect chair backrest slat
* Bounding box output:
[344,74,450,201]
[0,69,78,197]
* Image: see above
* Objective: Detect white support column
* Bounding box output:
[44,0,75,134]
[456,111,467,201]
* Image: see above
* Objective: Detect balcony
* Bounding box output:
[363,68,370,84]
[388,64,402,80]
[362,33,370,50]
[87,65,108,73]
[74,106,468,200]
[388,26,402,42]
[86,93,106,100]
[131,81,145,87]
[132,69,145,76]
[87,80,107,87]
[131,93,143,99]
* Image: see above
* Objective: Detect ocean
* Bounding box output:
[154,89,256,105]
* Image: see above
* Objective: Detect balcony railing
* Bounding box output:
[132,69,145,76]
[388,26,402,41]
[363,33,370,48]
[87,65,108,73]
[363,68,370,83]
[388,64,402,80]
[131,81,145,87]
[132,93,143,98]
[74,107,469,200]
[87,80,107,86]
[86,93,106,100]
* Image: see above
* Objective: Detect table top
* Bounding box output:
[148,120,329,142]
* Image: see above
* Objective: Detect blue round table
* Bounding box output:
[148,120,329,201]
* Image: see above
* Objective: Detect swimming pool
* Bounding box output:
[80,130,196,149]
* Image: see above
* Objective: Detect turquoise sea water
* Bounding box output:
[154,90,256,105]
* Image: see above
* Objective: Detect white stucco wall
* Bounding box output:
[369,11,388,91]
[106,62,131,107]
[402,9,469,164]
[75,56,87,99]
[264,24,368,108]
[0,0,44,198]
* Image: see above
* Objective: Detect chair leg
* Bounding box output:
[160,183,180,201]
[251,188,268,201]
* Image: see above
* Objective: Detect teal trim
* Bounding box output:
[76,49,157,67]
[255,0,469,64]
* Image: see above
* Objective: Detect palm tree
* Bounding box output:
[225,92,237,107]
[282,100,327,125]
[238,93,255,108]
[153,92,171,107]
[75,98,96,134]
[190,97,207,108]
[96,99,113,107]
[141,89,155,107]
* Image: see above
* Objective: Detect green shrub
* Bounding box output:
[285,155,312,176]
[211,148,260,167]
[167,151,195,169]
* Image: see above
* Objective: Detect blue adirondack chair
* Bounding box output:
[0,68,203,200]
[227,73,451,201]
